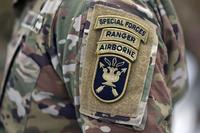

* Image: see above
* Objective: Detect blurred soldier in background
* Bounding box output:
[0,0,26,132]
[0,0,187,133]
[172,0,200,133]
[173,0,200,60]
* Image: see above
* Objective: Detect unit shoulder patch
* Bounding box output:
[80,4,158,130]
[93,54,131,103]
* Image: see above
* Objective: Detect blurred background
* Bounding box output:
[172,0,200,133]
[0,0,199,133]
[0,0,14,82]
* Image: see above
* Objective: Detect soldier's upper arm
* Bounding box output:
[53,0,187,132]
[58,0,187,132]
[0,0,187,132]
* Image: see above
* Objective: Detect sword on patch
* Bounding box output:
[96,86,119,97]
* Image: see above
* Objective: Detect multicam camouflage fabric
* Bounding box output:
[0,0,187,133]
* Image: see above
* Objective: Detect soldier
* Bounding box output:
[172,0,200,132]
[0,0,188,133]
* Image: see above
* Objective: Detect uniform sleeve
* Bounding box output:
[51,0,188,133]
[158,0,188,104]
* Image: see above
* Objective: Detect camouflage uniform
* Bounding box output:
[0,0,187,133]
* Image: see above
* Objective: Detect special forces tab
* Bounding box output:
[95,15,149,42]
